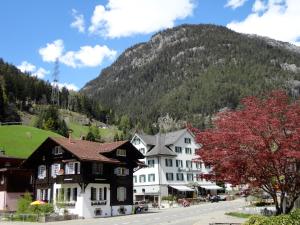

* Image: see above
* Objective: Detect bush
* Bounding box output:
[17,192,32,214]
[244,209,300,225]
[162,195,177,201]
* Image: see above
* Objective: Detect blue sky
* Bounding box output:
[0,0,299,90]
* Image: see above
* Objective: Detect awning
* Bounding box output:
[200,184,223,190]
[169,185,195,192]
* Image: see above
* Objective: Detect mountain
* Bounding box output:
[82,24,300,128]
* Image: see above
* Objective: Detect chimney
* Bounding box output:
[68,130,73,143]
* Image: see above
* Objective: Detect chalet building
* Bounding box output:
[131,129,222,204]
[0,153,32,211]
[22,137,144,218]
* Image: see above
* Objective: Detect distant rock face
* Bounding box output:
[82,24,300,126]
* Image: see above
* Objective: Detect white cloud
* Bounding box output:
[227,0,300,46]
[225,0,248,9]
[39,40,116,68]
[71,9,85,33]
[88,0,195,38]
[252,0,267,12]
[32,68,50,79]
[39,39,64,62]
[17,61,36,73]
[17,61,49,79]
[52,82,79,91]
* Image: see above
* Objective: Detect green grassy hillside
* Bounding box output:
[0,125,61,158]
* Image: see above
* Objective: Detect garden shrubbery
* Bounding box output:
[244,209,300,225]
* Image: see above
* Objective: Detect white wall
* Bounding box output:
[0,191,5,210]
[53,183,111,218]
[132,130,214,199]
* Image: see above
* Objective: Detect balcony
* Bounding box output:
[91,200,107,206]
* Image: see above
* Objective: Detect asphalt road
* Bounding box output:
[2,199,247,225]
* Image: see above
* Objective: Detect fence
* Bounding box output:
[0,122,23,126]
[0,212,79,223]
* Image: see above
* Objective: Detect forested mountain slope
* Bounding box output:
[82,24,300,127]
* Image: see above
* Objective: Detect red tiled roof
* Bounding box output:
[50,137,128,164]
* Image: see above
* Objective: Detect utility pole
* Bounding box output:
[51,58,60,106]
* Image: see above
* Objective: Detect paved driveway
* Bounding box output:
[1,199,247,225]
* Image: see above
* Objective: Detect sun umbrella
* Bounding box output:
[30,200,46,205]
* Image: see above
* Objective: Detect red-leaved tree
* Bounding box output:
[192,91,300,214]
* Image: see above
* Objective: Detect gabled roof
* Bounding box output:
[135,129,192,157]
[23,137,144,167]
[51,137,128,164]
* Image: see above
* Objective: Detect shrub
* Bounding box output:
[17,192,32,214]
[162,195,177,201]
[244,210,300,225]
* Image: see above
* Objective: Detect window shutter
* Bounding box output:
[114,168,119,175]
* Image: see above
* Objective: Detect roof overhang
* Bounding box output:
[169,185,195,192]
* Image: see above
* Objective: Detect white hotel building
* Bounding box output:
[131,129,222,203]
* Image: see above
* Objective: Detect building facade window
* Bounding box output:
[139,148,145,154]
[166,173,174,181]
[148,174,155,182]
[66,188,71,202]
[53,146,63,155]
[116,149,126,156]
[184,138,191,144]
[114,167,129,176]
[91,187,97,201]
[185,148,192,154]
[38,165,46,179]
[165,159,173,167]
[176,173,184,181]
[187,173,193,181]
[73,188,77,202]
[175,146,182,153]
[133,137,141,145]
[65,162,80,175]
[133,175,137,183]
[51,163,60,178]
[92,163,103,175]
[186,160,192,169]
[195,162,202,169]
[148,159,155,168]
[139,175,146,183]
[176,160,183,168]
[117,187,126,201]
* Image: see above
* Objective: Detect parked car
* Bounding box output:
[218,195,227,201]
[134,201,149,213]
[210,195,220,203]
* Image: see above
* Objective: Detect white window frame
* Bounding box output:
[116,149,126,157]
[176,160,183,168]
[175,146,182,153]
[114,167,129,176]
[139,175,146,183]
[117,187,126,202]
[147,159,155,168]
[65,162,75,175]
[186,160,192,168]
[38,165,46,179]
[51,163,61,178]
[148,174,155,182]
[165,159,173,167]
[187,173,193,181]
[185,148,192,154]
[176,173,184,181]
[184,138,191,144]
[166,173,174,181]
[53,146,63,155]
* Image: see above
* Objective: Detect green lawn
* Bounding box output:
[67,121,120,141]
[0,125,61,158]
[225,212,253,218]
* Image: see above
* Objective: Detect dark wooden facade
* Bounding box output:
[22,138,143,207]
[0,156,32,193]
